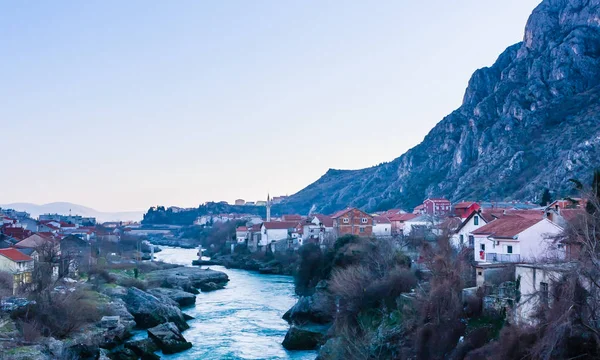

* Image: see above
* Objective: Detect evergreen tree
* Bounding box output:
[540,188,553,206]
[586,169,600,215]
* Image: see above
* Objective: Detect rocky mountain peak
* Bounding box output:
[281,0,600,215]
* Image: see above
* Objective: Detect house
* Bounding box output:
[513,263,574,324]
[413,205,425,214]
[302,215,335,245]
[546,198,585,211]
[331,208,374,237]
[450,210,502,248]
[471,215,563,263]
[15,233,57,254]
[452,202,481,218]
[60,235,95,275]
[1,227,33,241]
[234,199,246,206]
[0,248,34,294]
[259,222,299,251]
[236,226,249,244]
[422,198,452,217]
[247,224,262,252]
[388,213,418,236]
[373,216,392,238]
[402,215,432,237]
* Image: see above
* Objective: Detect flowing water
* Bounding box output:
[150,246,317,360]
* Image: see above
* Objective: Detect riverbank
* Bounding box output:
[195,252,298,276]
[152,246,316,360]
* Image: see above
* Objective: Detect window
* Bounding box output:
[468,235,474,247]
[540,282,549,306]
[474,216,479,226]
[361,218,368,224]
[460,234,464,244]
[478,272,482,276]
[359,227,365,233]
[343,218,349,224]
[480,244,485,251]
[507,245,513,254]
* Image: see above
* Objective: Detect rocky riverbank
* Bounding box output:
[196,253,297,276]
[0,264,229,360]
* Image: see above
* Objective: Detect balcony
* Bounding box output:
[485,253,521,263]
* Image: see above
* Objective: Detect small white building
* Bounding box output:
[259,222,299,249]
[472,216,564,263]
[235,226,249,244]
[0,248,34,294]
[373,216,392,238]
[402,215,432,236]
[450,210,503,248]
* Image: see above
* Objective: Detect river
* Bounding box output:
[150,246,317,360]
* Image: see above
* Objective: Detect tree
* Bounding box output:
[540,188,553,206]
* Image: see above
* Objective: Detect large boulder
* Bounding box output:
[148,288,196,308]
[282,324,329,350]
[103,299,136,332]
[145,267,228,293]
[283,287,334,325]
[147,322,192,354]
[122,287,189,331]
[199,282,225,292]
[124,338,159,360]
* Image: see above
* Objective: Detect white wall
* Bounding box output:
[373,223,391,237]
[403,218,430,236]
[514,265,562,324]
[260,226,289,246]
[451,214,486,248]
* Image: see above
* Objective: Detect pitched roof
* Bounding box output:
[330,208,353,219]
[453,201,477,209]
[389,213,418,222]
[0,248,33,262]
[425,198,450,202]
[15,234,55,249]
[282,215,303,221]
[471,216,543,238]
[313,214,334,228]
[560,208,587,223]
[373,216,392,224]
[236,226,248,232]
[480,209,505,223]
[504,209,545,220]
[263,221,300,230]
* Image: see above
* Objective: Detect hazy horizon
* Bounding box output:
[1,0,541,212]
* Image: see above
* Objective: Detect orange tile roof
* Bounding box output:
[472,216,543,238]
[0,248,33,262]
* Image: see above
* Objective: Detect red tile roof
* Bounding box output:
[313,214,334,228]
[330,208,353,219]
[560,209,587,223]
[389,213,418,222]
[425,198,450,202]
[453,201,477,209]
[374,216,391,224]
[504,209,545,220]
[471,216,543,238]
[480,209,504,223]
[0,248,33,262]
[263,221,300,230]
[236,226,248,232]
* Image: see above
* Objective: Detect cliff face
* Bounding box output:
[284,0,600,214]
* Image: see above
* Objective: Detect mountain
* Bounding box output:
[282,0,600,215]
[0,202,144,223]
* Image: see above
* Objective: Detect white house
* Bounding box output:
[513,263,573,324]
[471,216,564,263]
[259,222,299,249]
[301,215,334,245]
[402,215,432,236]
[0,248,34,294]
[450,210,504,248]
[373,216,392,238]
[236,226,249,244]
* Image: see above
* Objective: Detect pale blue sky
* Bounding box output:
[0,0,541,211]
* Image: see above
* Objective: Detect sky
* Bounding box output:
[0,0,542,212]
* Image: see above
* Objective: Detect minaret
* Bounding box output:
[266,193,271,222]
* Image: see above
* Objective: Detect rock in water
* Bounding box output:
[282,324,329,350]
[199,281,224,292]
[148,288,196,308]
[281,0,600,214]
[147,322,193,354]
[145,267,229,293]
[122,287,189,331]
[124,338,160,360]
